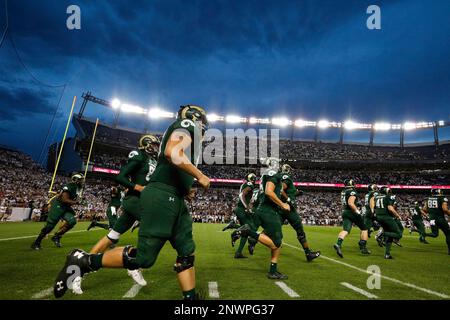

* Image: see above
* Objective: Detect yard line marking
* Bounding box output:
[31,287,53,299]
[208,281,220,298]
[0,229,102,242]
[274,281,300,298]
[122,284,143,298]
[340,282,378,299]
[283,242,449,299]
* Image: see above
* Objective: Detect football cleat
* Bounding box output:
[333,244,344,258]
[375,230,385,247]
[393,239,402,247]
[234,252,248,259]
[87,220,97,231]
[360,247,371,255]
[72,276,83,295]
[31,242,41,250]
[231,224,251,247]
[51,235,62,248]
[384,254,394,259]
[306,250,321,262]
[222,220,238,231]
[54,249,92,298]
[248,243,255,255]
[127,269,147,286]
[267,271,288,280]
[131,221,140,233]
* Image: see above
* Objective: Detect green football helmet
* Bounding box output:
[431,188,442,196]
[281,164,293,175]
[344,179,356,188]
[246,173,257,183]
[71,173,84,186]
[138,134,160,158]
[177,105,209,134]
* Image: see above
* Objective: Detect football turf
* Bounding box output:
[0,221,448,300]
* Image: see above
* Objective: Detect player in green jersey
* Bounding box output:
[408,201,429,244]
[279,164,320,262]
[363,184,380,237]
[31,173,84,250]
[231,158,291,279]
[70,135,160,294]
[333,179,370,258]
[87,186,123,231]
[422,189,450,254]
[231,173,258,259]
[54,105,211,300]
[373,187,403,259]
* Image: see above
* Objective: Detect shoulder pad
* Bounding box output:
[268,170,276,177]
[128,150,139,159]
[350,191,357,196]
[444,197,449,202]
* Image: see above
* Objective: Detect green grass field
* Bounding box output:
[0,221,449,300]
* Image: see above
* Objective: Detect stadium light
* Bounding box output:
[226,115,246,123]
[272,117,290,127]
[148,108,174,119]
[403,122,417,131]
[438,120,445,126]
[344,120,357,130]
[294,119,306,127]
[120,103,147,114]
[317,120,329,129]
[111,98,121,109]
[374,122,391,131]
[207,113,224,122]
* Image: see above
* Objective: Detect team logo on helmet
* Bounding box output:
[246,173,257,182]
[262,157,280,171]
[380,186,391,195]
[368,184,378,192]
[344,179,356,188]
[139,134,160,157]
[177,105,209,133]
[281,164,293,175]
[71,173,84,185]
[431,188,442,196]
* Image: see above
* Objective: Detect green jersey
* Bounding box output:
[281,174,296,200]
[374,194,397,217]
[341,188,358,212]
[150,118,202,196]
[408,205,422,221]
[258,170,283,210]
[426,195,448,219]
[251,188,262,208]
[237,181,257,208]
[109,192,122,209]
[364,191,378,214]
[58,183,82,205]
[116,149,157,196]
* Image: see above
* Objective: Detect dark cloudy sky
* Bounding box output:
[0,0,449,162]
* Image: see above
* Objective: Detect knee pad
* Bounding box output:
[174,255,195,273]
[107,230,121,244]
[297,231,307,244]
[122,245,139,270]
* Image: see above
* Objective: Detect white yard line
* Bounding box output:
[208,281,220,299]
[0,229,102,242]
[31,287,53,299]
[122,284,143,298]
[340,282,378,299]
[283,241,449,299]
[274,281,300,298]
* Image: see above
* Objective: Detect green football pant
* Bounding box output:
[106,206,119,229]
[255,204,283,248]
[427,216,450,250]
[112,195,141,234]
[133,183,195,269]
[41,202,76,234]
[234,206,255,254]
[279,207,307,244]
[412,218,426,236]
[377,215,403,240]
[342,210,367,233]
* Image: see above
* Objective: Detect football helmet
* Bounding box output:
[177,105,209,134]
[138,134,160,158]
[281,164,293,175]
[344,179,356,188]
[431,188,442,196]
[71,173,84,186]
[368,183,378,192]
[246,173,257,183]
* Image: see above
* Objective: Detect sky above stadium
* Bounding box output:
[0,0,449,162]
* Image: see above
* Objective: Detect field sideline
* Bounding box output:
[0,221,448,300]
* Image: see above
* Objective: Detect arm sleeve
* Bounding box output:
[115,159,140,190]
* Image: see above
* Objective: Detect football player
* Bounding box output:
[279,164,320,262]
[87,186,123,231]
[333,179,370,258]
[72,135,160,294]
[408,201,429,244]
[373,187,403,259]
[31,173,84,250]
[231,158,290,279]
[363,184,380,237]
[422,189,450,254]
[231,173,258,258]
[54,105,210,300]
